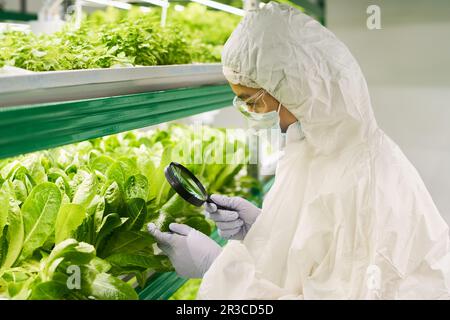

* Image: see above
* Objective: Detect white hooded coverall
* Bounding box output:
[198,2,450,299]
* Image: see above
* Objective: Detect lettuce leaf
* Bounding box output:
[20,183,62,260]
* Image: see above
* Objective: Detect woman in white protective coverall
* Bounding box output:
[147,2,450,299]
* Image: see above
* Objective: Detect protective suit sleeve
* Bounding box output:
[197,241,304,300]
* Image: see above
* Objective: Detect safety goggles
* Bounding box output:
[233,89,267,117]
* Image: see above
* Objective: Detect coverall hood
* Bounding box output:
[222,2,378,154]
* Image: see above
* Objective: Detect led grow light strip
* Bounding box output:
[83,0,151,12]
[190,0,245,16]
[140,0,169,9]
[85,0,132,10]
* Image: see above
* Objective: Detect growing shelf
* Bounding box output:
[0,58,236,300]
[0,63,232,160]
[0,64,226,107]
[0,83,233,159]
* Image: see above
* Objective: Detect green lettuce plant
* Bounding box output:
[0,4,241,71]
[0,124,259,299]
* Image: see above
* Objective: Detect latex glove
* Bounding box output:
[205,194,261,240]
[147,222,222,279]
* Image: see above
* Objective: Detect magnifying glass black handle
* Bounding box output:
[206,198,228,210]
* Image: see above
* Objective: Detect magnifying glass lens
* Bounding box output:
[172,165,208,202]
[165,162,225,208]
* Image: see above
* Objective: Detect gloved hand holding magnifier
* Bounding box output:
[164,161,261,240]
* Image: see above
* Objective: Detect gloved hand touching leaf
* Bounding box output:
[147,222,221,278]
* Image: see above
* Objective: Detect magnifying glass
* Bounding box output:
[164,162,225,209]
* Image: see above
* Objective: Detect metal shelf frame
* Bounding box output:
[0,84,234,159]
[0,64,226,107]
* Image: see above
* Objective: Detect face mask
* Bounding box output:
[247,103,282,131]
[233,93,283,132]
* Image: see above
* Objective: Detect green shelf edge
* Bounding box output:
[289,0,324,22]
[0,10,37,21]
[0,84,234,160]
[137,229,227,300]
